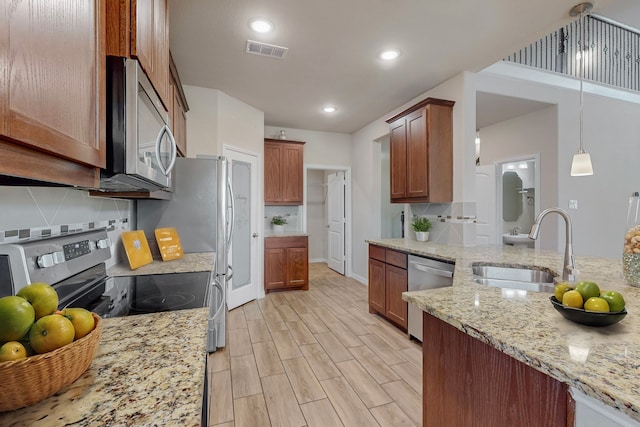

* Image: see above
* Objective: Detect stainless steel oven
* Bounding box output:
[95,272,214,318]
[99,57,177,192]
[0,229,112,306]
[0,229,220,338]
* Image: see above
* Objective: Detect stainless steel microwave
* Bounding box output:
[99,57,177,192]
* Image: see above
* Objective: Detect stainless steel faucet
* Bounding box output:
[511,226,522,236]
[528,207,576,282]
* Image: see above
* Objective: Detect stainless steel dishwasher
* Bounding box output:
[407,255,455,341]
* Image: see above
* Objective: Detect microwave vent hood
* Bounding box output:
[98,56,175,193]
[97,173,168,192]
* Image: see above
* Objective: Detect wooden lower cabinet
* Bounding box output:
[423,313,572,426]
[368,244,408,330]
[368,258,386,314]
[385,265,408,327]
[264,236,308,293]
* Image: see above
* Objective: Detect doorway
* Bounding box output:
[477,154,539,247]
[497,156,539,248]
[223,145,260,310]
[303,166,352,277]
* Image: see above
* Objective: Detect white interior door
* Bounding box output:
[224,147,259,310]
[475,165,497,245]
[327,171,345,274]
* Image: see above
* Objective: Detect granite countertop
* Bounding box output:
[368,238,640,422]
[108,252,215,277]
[0,308,208,426]
[264,232,309,238]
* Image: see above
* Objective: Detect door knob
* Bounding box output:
[252,233,259,238]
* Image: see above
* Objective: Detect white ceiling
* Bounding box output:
[169,0,639,134]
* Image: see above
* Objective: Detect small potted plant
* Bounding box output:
[412,217,432,242]
[271,215,287,233]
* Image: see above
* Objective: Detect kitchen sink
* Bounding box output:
[502,233,533,246]
[472,263,556,292]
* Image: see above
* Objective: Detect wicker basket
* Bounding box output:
[0,313,102,412]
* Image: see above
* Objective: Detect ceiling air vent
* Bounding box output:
[245,40,288,59]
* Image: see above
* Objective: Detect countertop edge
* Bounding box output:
[370,238,640,423]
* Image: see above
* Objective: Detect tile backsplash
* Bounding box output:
[264,205,301,233]
[408,202,476,246]
[0,186,133,267]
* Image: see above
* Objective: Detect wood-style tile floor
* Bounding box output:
[207,263,423,427]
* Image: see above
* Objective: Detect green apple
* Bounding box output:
[600,290,625,313]
[576,281,600,300]
[17,282,59,320]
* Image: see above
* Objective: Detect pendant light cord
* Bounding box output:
[579,10,585,154]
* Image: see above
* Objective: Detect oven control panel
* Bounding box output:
[0,229,112,296]
[64,240,91,261]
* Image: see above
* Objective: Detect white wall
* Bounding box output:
[479,62,640,258]
[218,91,265,154]
[479,106,558,249]
[264,126,351,167]
[351,121,386,282]
[379,137,403,239]
[185,85,264,157]
[183,85,219,157]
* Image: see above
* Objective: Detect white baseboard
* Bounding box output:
[351,273,367,285]
[309,258,327,263]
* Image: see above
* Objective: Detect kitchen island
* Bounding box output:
[0,307,208,426]
[368,238,640,424]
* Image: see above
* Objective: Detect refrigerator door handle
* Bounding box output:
[209,278,225,322]
[226,176,235,248]
[226,265,233,281]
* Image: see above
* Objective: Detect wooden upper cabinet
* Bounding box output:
[386,98,455,203]
[0,0,106,188]
[107,0,170,109]
[169,52,188,156]
[264,139,304,205]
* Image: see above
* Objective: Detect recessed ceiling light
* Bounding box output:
[323,106,337,113]
[250,19,273,33]
[379,49,400,61]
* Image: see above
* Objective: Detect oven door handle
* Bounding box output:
[209,278,225,321]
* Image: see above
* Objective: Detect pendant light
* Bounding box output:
[570,2,594,176]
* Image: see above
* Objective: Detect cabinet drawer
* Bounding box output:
[369,245,386,262]
[265,236,308,249]
[385,249,407,269]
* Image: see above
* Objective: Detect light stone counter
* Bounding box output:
[0,308,208,426]
[264,232,309,238]
[108,252,215,277]
[368,238,640,422]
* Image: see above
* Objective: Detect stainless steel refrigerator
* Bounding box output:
[137,156,233,352]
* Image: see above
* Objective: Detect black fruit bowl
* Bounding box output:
[549,296,627,327]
